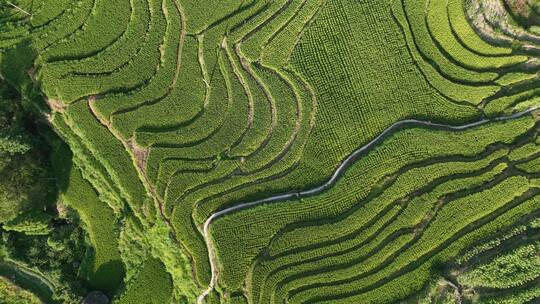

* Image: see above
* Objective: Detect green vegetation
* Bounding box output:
[0,0,539,303]
[0,276,41,304]
[459,240,540,289]
[116,257,173,304]
[0,74,52,226]
[0,75,87,303]
[51,144,124,293]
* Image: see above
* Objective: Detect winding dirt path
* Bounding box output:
[196,106,539,303]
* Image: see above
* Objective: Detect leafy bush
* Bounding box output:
[0,276,41,304]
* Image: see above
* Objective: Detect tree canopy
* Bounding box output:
[0,79,52,224]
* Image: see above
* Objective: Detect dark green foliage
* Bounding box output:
[0,276,41,304]
[0,40,36,89]
[0,154,50,224]
[0,264,52,304]
[0,58,89,303]
[0,78,53,224]
[2,211,52,236]
[1,225,87,303]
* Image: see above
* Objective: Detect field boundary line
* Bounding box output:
[196,106,538,303]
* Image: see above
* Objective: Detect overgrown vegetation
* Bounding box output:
[0,68,95,301]
[0,76,52,226]
[0,276,41,304]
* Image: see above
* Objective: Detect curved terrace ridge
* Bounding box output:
[197,105,539,303]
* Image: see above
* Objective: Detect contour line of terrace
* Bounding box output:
[197,105,539,303]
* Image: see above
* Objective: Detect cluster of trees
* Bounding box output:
[0,76,53,227]
[0,72,88,302]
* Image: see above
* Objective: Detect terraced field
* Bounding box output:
[0,0,539,303]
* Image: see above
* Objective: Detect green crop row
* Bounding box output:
[446,0,514,56]
[287,176,536,303]
[0,0,31,22]
[392,0,498,105]
[402,0,499,83]
[38,0,166,103]
[495,72,538,87]
[93,0,181,121]
[211,116,536,298]
[458,240,540,289]
[52,113,127,215]
[39,0,132,63]
[40,0,151,77]
[195,0,266,71]
[265,150,508,257]
[167,69,314,284]
[456,219,534,266]
[259,163,509,303]
[137,46,231,148]
[182,0,256,35]
[134,45,250,150]
[509,141,539,162]
[479,285,540,304]
[222,42,274,158]
[288,0,479,197]
[259,0,324,67]
[51,97,196,303]
[484,88,540,117]
[111,35,203,139]
[153,157,216,198]
[162,159,237,214]
[1,1,538,303]
[426,0,526,71]
[340,192,540,304]
[0,1,34,46]
[116,16,317,285]
[29,0,70,28]
[32,0,95,51]
[230,65,305,172]
[517,156,540,174]
[53,0,494,294]
[0,0,79,50]
[240,0,304,61]
[150,61,309,193]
